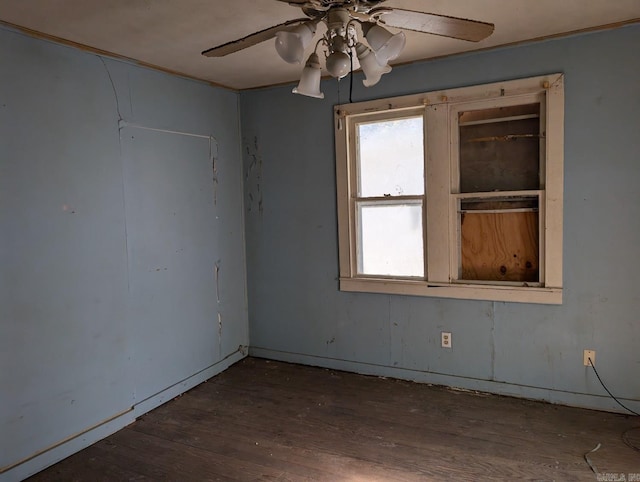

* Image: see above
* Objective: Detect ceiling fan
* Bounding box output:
[202,0,494,99]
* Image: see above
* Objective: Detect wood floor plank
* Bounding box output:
[27,357,640,481]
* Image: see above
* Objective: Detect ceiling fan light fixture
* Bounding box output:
[362,22,406,65]
[292,53,325,99]
[275,21,317,64]
[355,42,391,87]
[202,1,495,100]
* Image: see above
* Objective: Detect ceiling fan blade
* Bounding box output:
[202,18,309,57]
[372,8,494,42]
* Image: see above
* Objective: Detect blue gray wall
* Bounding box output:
[0,26,248,480]
[241,25,640,413]
[2,19,639,482]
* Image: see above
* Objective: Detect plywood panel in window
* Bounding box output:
[461,211,539,282]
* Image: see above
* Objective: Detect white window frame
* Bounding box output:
[334,74,564,304]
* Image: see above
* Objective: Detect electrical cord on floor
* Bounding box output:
[587,357,640,452]
[622,427,640,452]
[588,357,640,417]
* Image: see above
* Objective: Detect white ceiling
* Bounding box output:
[1,0,638,90]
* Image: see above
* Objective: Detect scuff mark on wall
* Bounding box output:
[218,312,223,356]
[325,336,336,355]
[210,137,219,205]
[244,136,263,215]
[215,260,222,356]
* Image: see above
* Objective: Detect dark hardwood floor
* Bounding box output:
[29,357,639,481]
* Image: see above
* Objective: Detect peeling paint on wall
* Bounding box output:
[215,259,221,304]
[244,136,263,215]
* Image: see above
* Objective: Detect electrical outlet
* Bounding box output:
[441,332,452,348]
[583,349,596,366]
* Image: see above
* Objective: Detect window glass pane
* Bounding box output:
[459,196,539,282]
[358,203,424,277]
[459,103,540,193]
[357,117,424,197]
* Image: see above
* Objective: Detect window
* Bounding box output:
[335,74,564,303]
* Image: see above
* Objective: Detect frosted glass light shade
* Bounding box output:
[362,22,406,65]
[355,42,391,87]
[326,51,351,79]
[275,22,316,64]
[292,53,324,99]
